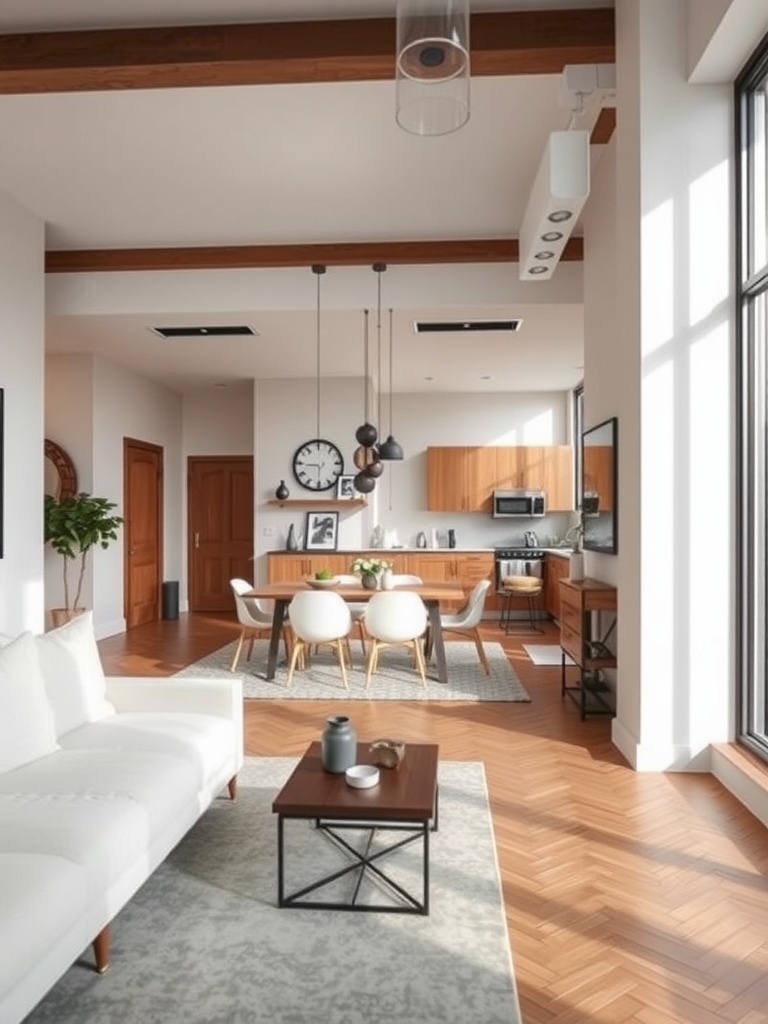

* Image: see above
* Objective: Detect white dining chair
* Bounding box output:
[229,578,291,672]
[388,574,423,587]
[429,578,492,675]
[286,590,353,689]
[335,574,369,652]
[362,590,428,689]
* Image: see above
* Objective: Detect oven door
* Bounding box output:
[496,557,543,589]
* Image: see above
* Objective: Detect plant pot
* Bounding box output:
[361,573,378,590]
[569,552,585,581]
[50,608,86,629]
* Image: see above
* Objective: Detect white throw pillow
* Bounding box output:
[36,611,115,737]
[0,632,60,772]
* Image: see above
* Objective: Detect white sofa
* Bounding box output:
[0,613,243,1024]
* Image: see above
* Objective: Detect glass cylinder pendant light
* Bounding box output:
[396,0,470,137]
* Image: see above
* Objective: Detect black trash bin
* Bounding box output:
[161,580,179,620]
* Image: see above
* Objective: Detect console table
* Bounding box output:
[558,577,617,720]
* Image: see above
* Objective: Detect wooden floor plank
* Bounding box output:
[97,613,768,1024]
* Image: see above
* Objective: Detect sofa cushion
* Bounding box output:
[58,711,236,789]
[0,853,89,1002]
[0,632,59,773]
[0,749,199,887]
[35,611,115,737]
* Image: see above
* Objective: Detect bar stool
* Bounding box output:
[499,575,544,634]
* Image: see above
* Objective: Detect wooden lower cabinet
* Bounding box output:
[544,554,570,621]
[267,550,494,612]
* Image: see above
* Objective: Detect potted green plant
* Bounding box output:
[44,492,124,624]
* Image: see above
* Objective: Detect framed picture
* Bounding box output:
[304,510,339,551]
[336,474,356,500]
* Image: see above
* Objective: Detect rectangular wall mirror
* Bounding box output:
[581,415,618,554]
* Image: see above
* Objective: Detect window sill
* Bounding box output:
[711,743,768,830]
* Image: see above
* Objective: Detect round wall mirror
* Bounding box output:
[45,439,78,500]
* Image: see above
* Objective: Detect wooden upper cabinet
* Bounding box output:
[426,447,497,512]
[427,445,573,512]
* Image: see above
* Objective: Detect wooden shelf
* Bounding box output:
[265,499,367,509]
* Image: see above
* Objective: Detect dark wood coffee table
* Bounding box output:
[272,741,439,914]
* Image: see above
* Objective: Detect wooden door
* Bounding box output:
[124,438,163,629]
[188,456,253,611]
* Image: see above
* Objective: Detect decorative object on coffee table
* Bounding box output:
[320,714,357,773]
[369,738,406,768]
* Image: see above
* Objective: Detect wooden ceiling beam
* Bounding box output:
[0,10,614,94]
[45,237,584,274]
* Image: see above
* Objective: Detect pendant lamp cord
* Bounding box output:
[312,264,326,438]
[376,270,382,433]
[363,308,370,422]
[388,307,394,434]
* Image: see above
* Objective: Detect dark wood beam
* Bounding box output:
[45,237,584,274]
[0,10,614,94]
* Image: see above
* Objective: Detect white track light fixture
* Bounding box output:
[396,0,470,136]
[518,129,590,282]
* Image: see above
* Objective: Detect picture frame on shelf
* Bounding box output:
[304,511,339,551]
[336,475,356,500]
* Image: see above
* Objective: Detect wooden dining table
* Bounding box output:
[244,580,467,685]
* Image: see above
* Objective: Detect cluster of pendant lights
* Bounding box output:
[352,263,404,496]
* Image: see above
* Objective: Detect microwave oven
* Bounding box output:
[492,489,546,518]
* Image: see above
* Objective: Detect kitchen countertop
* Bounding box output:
[268,547,574,555]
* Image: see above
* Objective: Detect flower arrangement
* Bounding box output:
[565,509,586,553]
[350,556,391,577]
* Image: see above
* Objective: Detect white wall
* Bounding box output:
[44,353,184,637]
[0,191,45,636]
[609,0,734,770]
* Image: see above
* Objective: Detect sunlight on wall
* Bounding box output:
[491,409,556,446]
[642,199,675,355]
[689,161,729,323]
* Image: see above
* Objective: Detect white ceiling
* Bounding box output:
[0,1,614,394]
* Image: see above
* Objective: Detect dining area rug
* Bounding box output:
[175,640,531,702]
[24,757,522,1024]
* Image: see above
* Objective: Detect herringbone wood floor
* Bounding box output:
[98,614,768,1024]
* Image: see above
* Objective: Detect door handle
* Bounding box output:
[194,532,200,549]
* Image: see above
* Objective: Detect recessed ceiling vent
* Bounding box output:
[150,325,258,339]
[414,319,522,333]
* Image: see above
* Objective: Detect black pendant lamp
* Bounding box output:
[378,306,405,460]
[353,309,378,493]
[354,308,378,449]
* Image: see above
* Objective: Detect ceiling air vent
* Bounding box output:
[414,319,523,333]
[150,325,258,339]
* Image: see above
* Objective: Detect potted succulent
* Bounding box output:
[44,492,124,625]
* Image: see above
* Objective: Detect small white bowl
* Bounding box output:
[345,764,380,789]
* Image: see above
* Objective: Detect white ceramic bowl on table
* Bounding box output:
[345,765,380,789]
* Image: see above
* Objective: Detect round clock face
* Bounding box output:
[292,438,344,492]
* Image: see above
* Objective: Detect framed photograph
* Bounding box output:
[336,474,356,500]
[304,510,339,551]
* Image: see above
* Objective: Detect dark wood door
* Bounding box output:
[124,438,163,629]
[188,456,254,611]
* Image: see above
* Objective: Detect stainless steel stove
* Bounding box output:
[493,547,545,592]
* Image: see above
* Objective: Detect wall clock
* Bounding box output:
[292,438,344,492]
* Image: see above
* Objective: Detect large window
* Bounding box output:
[737,36,768,762]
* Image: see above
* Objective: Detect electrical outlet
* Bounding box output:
[263,526,274,536]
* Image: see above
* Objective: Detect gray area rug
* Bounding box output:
[25,757,522,1024]
[175,639,530,702]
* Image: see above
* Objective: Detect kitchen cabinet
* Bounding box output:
[558,577,617,719]
[268,550,412,583]
[544,554,570,620]
[407,551,493,610]
[426,447,497,512]
[426,445,573,513]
